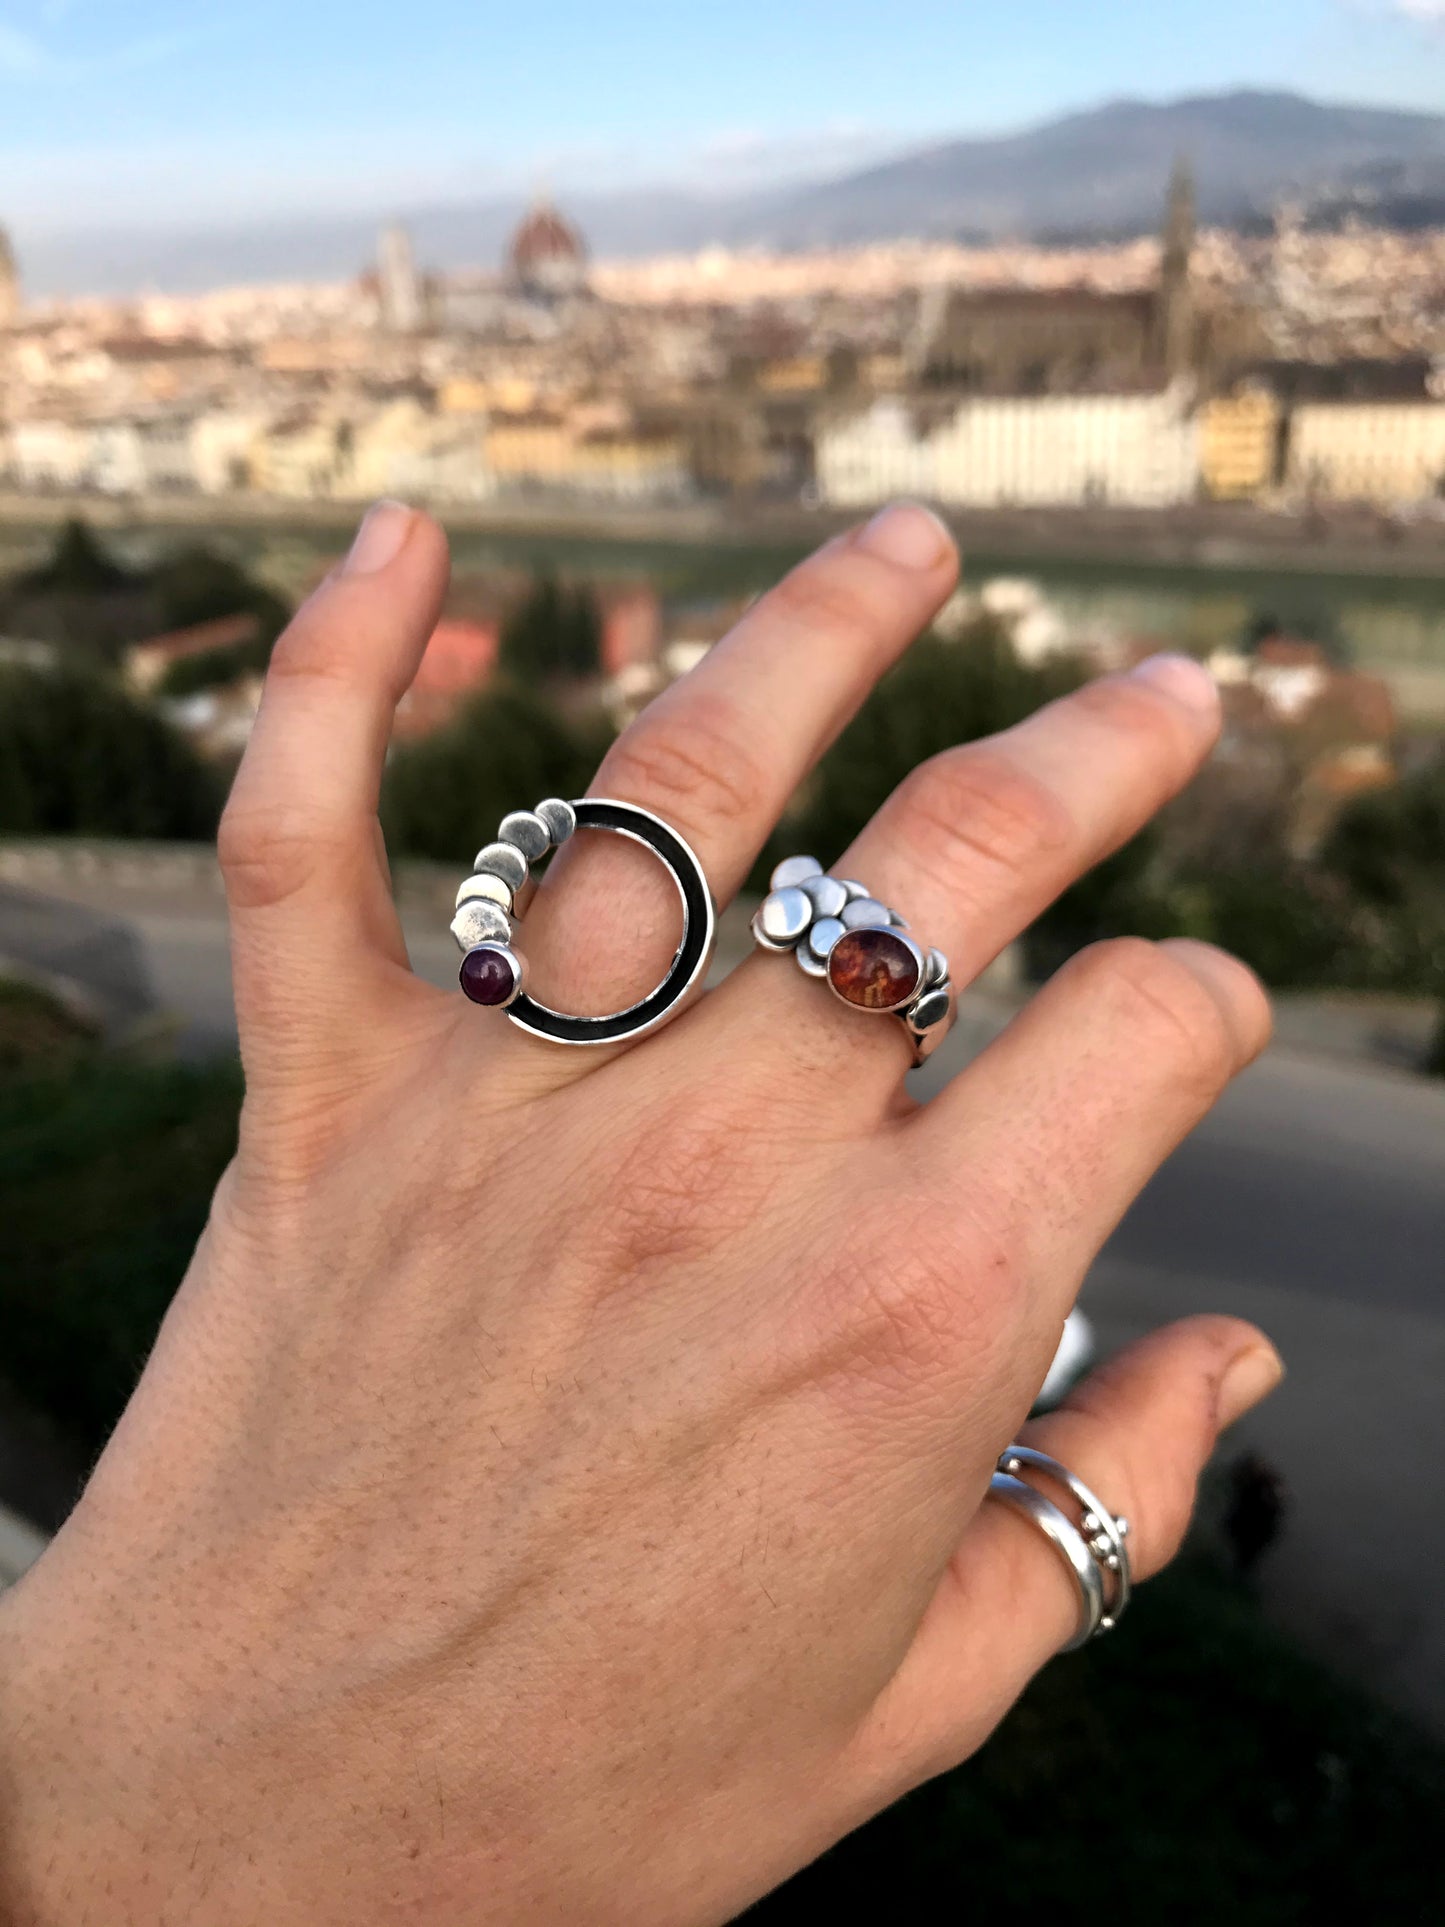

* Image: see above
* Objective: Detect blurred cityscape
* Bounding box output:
[2,62,1445,1914]
[3,166,1444,520]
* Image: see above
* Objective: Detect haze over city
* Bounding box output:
[1,0,1445,294]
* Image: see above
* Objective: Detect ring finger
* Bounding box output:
[722,649,1224,1080]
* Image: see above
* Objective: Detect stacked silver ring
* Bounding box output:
[987,1444,1132,1650]
[751,856,957,1065]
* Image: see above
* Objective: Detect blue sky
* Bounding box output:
[1,0,1443,236]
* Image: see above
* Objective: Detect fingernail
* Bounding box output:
[854,501,954,570]
[344,500,414,576]
[1129,652,1219,717]
[1216,1343,1285,1430]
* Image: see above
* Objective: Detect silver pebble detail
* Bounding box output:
[456,873,515,913]
[535,797,577,845]
[807,916,846,961]
[754,886,814,949]
[841,897,892,930]
[908,984,955,1034]
[498,810,551,862]
[472,841,529,892]
[770,854,823,891]
[799,874,849,920]
[451,899,512,952]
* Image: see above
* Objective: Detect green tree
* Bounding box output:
[157,633,276,699]
[0,664,221,839]
[768,619,1160,955]
[499,573,602,684]
[1319,762,1445,991]
[382,683,612,864]
[13,517,133,596]
[0,1053,242,1453]
[777,620,1085,868]
[150,544,291,639]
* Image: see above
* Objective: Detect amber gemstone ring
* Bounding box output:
[751,857,957,1066]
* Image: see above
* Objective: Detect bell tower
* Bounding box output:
[1157,158,1196,381]
[0,227,19,326]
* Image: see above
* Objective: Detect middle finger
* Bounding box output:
[517,504,958,1020]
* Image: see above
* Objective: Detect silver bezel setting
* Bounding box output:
[751,857,958,1066]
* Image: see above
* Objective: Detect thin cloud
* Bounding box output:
[0,14,225,82]
[0,23,47,73]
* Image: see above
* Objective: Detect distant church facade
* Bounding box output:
[911,165,1255,395]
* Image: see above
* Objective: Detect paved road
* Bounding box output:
[10,887,1445,1729]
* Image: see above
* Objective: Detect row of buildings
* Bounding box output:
[8,360,1443,513]
[818,370,1445,509]
[2,182,1443,513]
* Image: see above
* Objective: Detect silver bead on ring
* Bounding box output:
[987,1444,1133,1648]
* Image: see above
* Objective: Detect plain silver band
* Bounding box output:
[988,1473,1107,1651]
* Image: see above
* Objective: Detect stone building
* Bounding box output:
[508,200,588,302]
[910,163,1243,394]
[816,385,1201,510]
[1286,401,1445,504]
[0,227,18,325]
[1198,388,1282,500]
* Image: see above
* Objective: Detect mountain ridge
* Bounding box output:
[18,88,1445,298]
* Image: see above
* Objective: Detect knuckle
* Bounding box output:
[583,1090,781,1296]
[218,801,331,911]
[1069,670,1193,748]
[895,748,1076,892]
[265,610,354,691]
[763,555,891,658]
[1071,938,1235,1094]
[813,1191,1021,1399]
[600,695,765,832]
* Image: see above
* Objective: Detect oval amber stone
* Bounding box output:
[826,928,921,1011]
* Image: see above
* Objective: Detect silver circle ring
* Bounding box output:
[453,798,717,1049]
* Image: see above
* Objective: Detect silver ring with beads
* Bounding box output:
[453,798,716,1047]
[987,1444,1133,1649]
[750,855,957,1066]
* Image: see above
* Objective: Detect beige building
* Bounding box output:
[346,399,492,502]
[1286,402,1445,504]
[1199,389,1281,500]
[6,417,90,491]
[251,414,351,498]
[192,409,270,494]
[485,411,687,502]
[818,387,1201,510]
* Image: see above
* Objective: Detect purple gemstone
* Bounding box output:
[459,945,518,1007]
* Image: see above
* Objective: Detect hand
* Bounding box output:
[0,502,1280,1926]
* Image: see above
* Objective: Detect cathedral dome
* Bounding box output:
[507,200,587,299]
